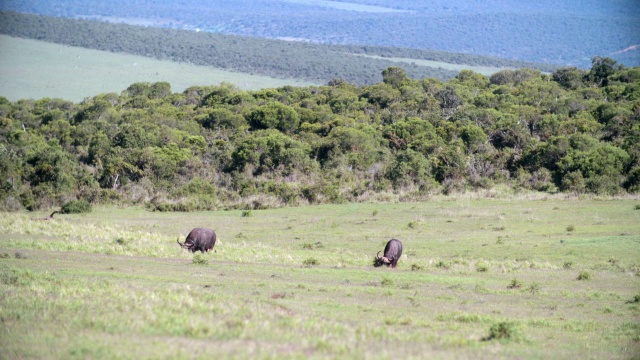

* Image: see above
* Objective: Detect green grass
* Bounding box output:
[0,35,318,102]
[1,197,639,358]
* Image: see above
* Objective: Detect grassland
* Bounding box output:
[1,195,639,359]
[0,35,318,102]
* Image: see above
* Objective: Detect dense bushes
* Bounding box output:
[0,58,638,211]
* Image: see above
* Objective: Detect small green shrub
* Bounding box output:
[411,264,423,271]
[476,262,489,272]
[407,221,417,229]
[634,204,640,210]
[303,257,319,267]
[192,253,208,265]
[507,279,522,289]
[566,225,576,232]
[241,210,252,217]
[528,282,541,295]
[61,199,92,214]
[484,321,524,342]
[577,270,591,280]
[372,210,378,217]
[381,276,393,287]
[563,261,574,269]
[435,260,450,269]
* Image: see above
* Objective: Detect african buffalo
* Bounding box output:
[376,239,403,268]
[177,228,216,253]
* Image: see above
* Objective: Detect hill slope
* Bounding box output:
[0,35,317,102]
[0,11,558,88]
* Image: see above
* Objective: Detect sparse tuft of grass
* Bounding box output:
[566,225,575,232]
[0,253,10,259]
[407,221,417,229]
[241,210,252,217]
[577,270,591,281]
[435,260,450,269]
[411,264,423,271]
[192,253,208,265]
[563,261,574,269]
[372,210,378,217]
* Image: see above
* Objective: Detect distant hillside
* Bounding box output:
[0,0,637,67]
[0,11,558,87]
[0,35,318,102]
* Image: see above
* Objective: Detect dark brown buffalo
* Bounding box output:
[177,228,216,253]
[376,239,403,268]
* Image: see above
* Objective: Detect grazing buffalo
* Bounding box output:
[177,228,216,253]
[376,239,403,268]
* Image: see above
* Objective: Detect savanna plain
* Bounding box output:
[1,196,639,359]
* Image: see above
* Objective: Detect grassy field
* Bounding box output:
[0,35,318,102]
[1,195,639,359]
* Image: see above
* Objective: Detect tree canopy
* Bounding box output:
[1,59,638,211]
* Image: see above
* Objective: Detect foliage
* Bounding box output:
[0,59,638,212]
[61,199,92,214]
[484,321,525,342]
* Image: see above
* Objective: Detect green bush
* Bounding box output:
[61,199,92,214]
[484,321,524,342]
[507,279,522,289]
[302,257,319,267]
[577,270,591,280]
[192,253,208,265]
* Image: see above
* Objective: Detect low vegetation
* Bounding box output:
[1,199,638,358]
[1,57,638,212]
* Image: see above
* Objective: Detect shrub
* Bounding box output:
[411,264,423,271]
[566,225,576,232]
[577,270,591,280]
[61,199,92,214]
[476,262,489,272]
[241,210,252,217]
[507,279,522,289]
[528,282,541,295]
[435,260,450,269]
[192,253,208,265]
[303,257,319,267]
[484,321,524,342]
[563,261,574,269]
